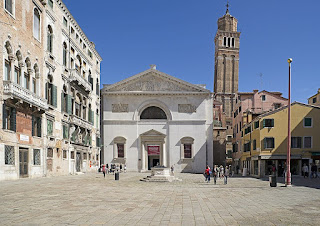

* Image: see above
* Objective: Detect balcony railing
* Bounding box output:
[3,81,48,110]
[69,115,93,130]
[70,70,91,92]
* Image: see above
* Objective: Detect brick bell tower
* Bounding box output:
[214,3,240,117]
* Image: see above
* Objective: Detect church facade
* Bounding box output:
[101,66,213,173]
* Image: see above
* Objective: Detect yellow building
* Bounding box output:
[308,88,320,106]
[237,102,320,178]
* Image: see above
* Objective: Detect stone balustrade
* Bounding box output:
[69,115,92,130]
[3,80,48,110]
[70,70,91,92]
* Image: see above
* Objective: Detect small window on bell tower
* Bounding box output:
[224,37,227,46]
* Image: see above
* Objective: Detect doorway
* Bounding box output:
[147,145,160,170]
[19,148,28,178]
[76,152,81,172]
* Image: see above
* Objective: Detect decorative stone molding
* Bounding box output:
[112,104,128,113]
[69,115,92,130]
[178,104,196,113]
[69,70,91,92]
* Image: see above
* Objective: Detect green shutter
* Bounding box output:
[3,104,7,129]
[67,95,72,114]
[32,116,35,136]
[52,85,57,107]
[271,119,274,127]
[61,92,65,112]
[262,119,266,128]
[89,110,94,124]
[36,117,42,137]
[11,107,16,132]
[45,83,48,100]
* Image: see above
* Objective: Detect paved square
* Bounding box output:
[0,173,319,225]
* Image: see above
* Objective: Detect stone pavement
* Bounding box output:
[0,172,320,225]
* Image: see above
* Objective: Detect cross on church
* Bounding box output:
[226,1,230,14]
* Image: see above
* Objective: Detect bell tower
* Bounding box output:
[214,3,240,117]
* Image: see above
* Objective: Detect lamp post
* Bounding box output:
[286,58,292,187]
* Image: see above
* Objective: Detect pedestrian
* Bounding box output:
[102,164,106,178]
[302,163,308,178]
[171,165,174,176]
[311,163,317,178]
[224,166,230,184]
[106,163,109,174]
[120,164,123,172]
[216,166,220,178]
[205,165,211,183]
[124,164,127,173]
[272,164,277,176]
[220,165,224,179]
[213,165,218,185]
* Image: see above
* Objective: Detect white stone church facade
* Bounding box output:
[101,66,213,173]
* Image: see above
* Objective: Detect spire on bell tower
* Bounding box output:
[225,1,230,15]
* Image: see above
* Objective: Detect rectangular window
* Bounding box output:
[5,0,13,14]
[33,78,37,94]
[47,148,53,158]
[47,119,53,136]
[264,138,275,149]
[32,116,41,137]
[63,17,67,27]
[117,144,124,158]
[33,149,41,165]
[291,137,302,148]
[304,136,312,148]
[254,121,259,129]
[23,73,29,89]
[75,103,80,117]
[263,119,274,128]
[253,139,256,150]
[14,67,21,85]
[274,103,281,109]
[88,50,92,58]
[261,95,266,101]
[227,150,232,158]
[313,97,317,103]
[184,144,192,158]
[48,0,53,8]
[4,60,11,80]
[5,145,15,165]
[244,142,251,152]
[304,118,312,127]
[83,152,87,160]
[71,151,75,159]
[63,150,67,159]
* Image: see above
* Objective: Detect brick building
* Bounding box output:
[1,0,101,180]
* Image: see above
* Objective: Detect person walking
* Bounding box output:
[120,164,123,172]
[124,164,127,173]
[302,163,308,178]
[106,163,109,174]
[224,166,230,184]
[213,165,218,185]
[102,164,106,178]
[171,165,174,176]
[311,163,317,178]
[205,165,211,183]
[220,165,224,179]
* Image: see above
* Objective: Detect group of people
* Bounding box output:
[100,163,127,178]
[204,165,230,185]
[302,163,319,179]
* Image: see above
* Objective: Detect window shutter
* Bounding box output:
[262,119,265,128]
[32,116,35,136]
[45,83,48,100]
[263,138,266,149]
[67,95,72,114]
[61,92,65,112]
[3,104,7,129]
[52,85,57,107]
[11,107,16,132]
[271,119,274,127]
[37,117,42,137]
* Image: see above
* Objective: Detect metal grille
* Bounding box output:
[5,145,15,165]
[33,149,41,165]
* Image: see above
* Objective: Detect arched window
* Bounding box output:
[140,106,167,120]
[180,137,194,159]
[4,41,13,81]
[88,70,93,90]
[33,8,40,40]
[63,42,67,66]
[47,26,53,53]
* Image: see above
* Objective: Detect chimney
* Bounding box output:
[253,89,258,93]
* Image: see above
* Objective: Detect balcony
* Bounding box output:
[69,115,93,130]
[69,70,91,92]
[3,81,48,110]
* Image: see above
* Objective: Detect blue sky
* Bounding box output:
[63,0,320,103]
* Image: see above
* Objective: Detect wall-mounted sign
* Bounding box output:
[20,134,29,142]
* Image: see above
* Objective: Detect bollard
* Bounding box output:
[115,172,119,180]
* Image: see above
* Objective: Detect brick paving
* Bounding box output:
[0,172,319,225]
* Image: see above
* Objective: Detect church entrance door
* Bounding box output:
[147,145,160,170]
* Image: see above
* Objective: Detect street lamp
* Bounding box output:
[286,58,292,187]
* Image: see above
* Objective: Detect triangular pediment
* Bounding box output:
[140,129,166,137]
[104,69,210,93]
